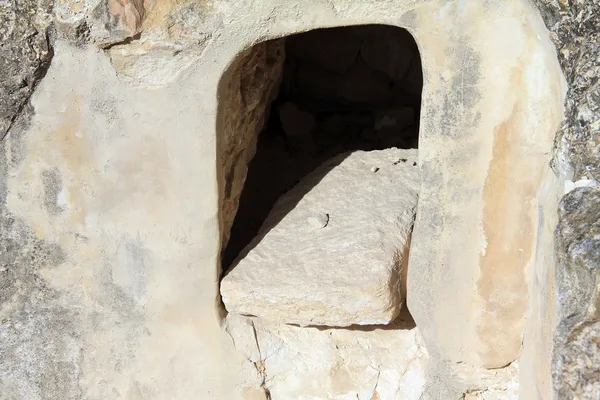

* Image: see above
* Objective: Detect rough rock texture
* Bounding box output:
[0,0,54,139]
[221,149,419,326]
[0,0,573,397]
[218,39,285,251]
[226,311,428,399]
[553,187,600,399]
[532,1,600,398]
[534,0,600,181]
[104,0,219,87]
[226,312,519,400]
[553,319,600,400]
[408,0,565,370]
[0,113,80,398]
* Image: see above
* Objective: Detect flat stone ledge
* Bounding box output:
[221,148,420,327]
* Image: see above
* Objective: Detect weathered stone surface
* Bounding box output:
[555,187,600,324]
[0,0,575,397]
[532,1,600,396]
[553,187,600,399]
[221,149,419,327]
[218,39,285,249]
[554,320,600,400]
[226,311,429,399]
[0,113,81,398]
[107,0,151,38]
[227,312,519,400]
[534,0,600,182]
[0,0,54,139]
[107,35,212,87]
[408,0,566,371]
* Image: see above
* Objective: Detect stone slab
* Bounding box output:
[221,148,420,326]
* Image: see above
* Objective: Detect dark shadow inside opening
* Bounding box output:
[218,24,423,326]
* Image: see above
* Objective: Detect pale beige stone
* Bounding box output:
[226,312,428,400]
[221,148,419,327]
[406,0,566,371]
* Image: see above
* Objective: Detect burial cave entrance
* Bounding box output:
[220,25,423,277]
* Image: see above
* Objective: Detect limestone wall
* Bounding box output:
[0,0,570,399]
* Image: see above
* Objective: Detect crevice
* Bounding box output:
[250,320,272,400]
[286,305,416,332]
[100,32,142,51]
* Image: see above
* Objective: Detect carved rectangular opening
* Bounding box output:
[217,25,423,327]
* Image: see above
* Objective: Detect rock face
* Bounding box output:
[0,0,54,139]
[221,149,419,327]
[226,311,429,399]
[553,187,600,399]
[218,39,285,250]
[532,1,600,397]
[226,311,520,399]
[407,0,565,371]
[0,0,581,398]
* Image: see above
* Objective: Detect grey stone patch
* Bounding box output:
[55,19,91,48]
[443,43,482,136]
[42,168,64,215]
[1,117,80,398]
[0,208,82,400]
[554,319,600,400]
[113,236,149,302]
[532,0,600,395]
[0,93,145,398]
[0,0,54,140]
[422,40,481,140]
[535,0,600,181]
[418,352,466,400]
[555,187,600,322]
[1,103,35,172]
[398,9,418,31]
[553,186,600,398]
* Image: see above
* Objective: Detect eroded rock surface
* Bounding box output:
[226,311,519,400]
[532,1,600,397]
[226,311,428,399]
[0,0,586,397]
[0,0,54,139]
[553,187,600,399]
[218,39,285,250]
[221,149,419,327]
